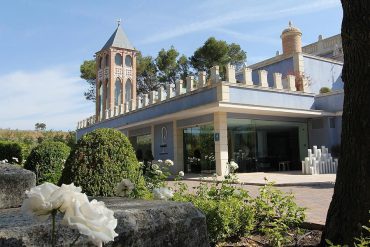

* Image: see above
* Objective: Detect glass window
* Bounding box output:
[105,79,109,109]
[99,57,103,69]
[105,54,109,67]
[129,134,152,170]
[183,124,215,173]
[125,55,132,67]
[115,53,123,66]
[114,78,122,106]
[228,118,308,172]
[125,79,132,102]
[99,82,103,119]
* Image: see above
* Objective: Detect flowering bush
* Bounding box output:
[153,187,174,200]
[144,159,172,190]
[22,182,118,247]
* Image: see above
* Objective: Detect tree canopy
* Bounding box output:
[190,37,247,73]
[80,60,96,102]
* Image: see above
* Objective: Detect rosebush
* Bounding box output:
[24,141,70,185]
[60,128,149,198]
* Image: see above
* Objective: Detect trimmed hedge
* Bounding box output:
[60,128,149,198]
[24,141,70,184]
[0,140,30,164]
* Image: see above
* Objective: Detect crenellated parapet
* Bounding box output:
[77,64,311,130]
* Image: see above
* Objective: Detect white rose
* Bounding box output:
[21,182,60,221]
[151,164,159,170]
[49,183,88,213]
[157,159,163,163]
[62,199,118,247]
[164,159,174,166]
[153,187,173,200]
[154,169,163,176]
[115,179,134,197]
[178,171,184,177]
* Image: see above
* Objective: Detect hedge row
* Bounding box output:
[0,140,31,163]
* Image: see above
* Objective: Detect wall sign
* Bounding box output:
[214,132,220,142]
[160,126,168,155]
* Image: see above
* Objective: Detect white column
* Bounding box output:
[143,94,149,106]
[198,71,206,88]
[167,84,175,99]
[136,96,142,109]
[287,75,296,91]
[225,64,236,83]
[241,67,253,86]
[149,91,157,104]
[214,112,228,176]
[273,73,283,89]
[210,66,220,84]
[158,86,166,101]
[186,76,195,92]
[258,70,268,87]
[176,80,184,95]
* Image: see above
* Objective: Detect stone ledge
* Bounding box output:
[0,198,209,247]
[0,164,36,209]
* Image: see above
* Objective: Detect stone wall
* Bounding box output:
[0,198,209,247]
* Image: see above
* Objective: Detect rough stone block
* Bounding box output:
[0,164,36,209]
[0,198,209,247]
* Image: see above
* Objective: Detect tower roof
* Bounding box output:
[281,21,301,36]
[101,23,135,51]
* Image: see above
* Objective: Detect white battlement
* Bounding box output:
[77,64,310,129]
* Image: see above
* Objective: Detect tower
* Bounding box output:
[95,20,137,121]
[281,21,302,55]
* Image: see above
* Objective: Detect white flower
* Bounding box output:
[115,179,134,197]
[152,164,159,170]
[49,183,88,213]
[164,159,174,166]
[178,171,184,177]
[153,187,173,200]
[62,199,118,247]
[21,182,60,221]
[154,169,163,176]
[229,161,239,172]
[157,159,163,163]
[12,157,19,163]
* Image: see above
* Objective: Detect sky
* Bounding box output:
[0,0,342,131]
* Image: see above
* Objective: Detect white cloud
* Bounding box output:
[139,0,339,44]
[213,28,280,45]
[0,66,93,131]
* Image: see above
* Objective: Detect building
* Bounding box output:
[76,22,344,176]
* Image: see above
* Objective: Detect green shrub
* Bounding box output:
[60,128,149,198]
[254,181,306,246]
[0,140,30,164]
[173,181,255,243]
[24,141,70,184]
[320,87,331,94]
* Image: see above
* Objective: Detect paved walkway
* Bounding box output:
[183,170,336,186]
[168,171,335,226]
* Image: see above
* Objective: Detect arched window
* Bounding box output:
[114,78,122,106]
[115,53,123,66]
[99,57,103,69]
[105,54,109,67]
[125,79,132,102]
[99,82,103,118]
[105,79,109,110]
[125,55,132,67]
